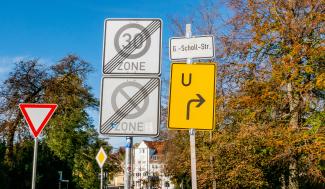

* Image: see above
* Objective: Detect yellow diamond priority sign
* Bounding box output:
[168,63,216,130]
[96,147,107,168]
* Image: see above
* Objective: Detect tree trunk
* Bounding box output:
[4,112,22,168]
[286,82,299,189]
[287,82,300,129]
[4,122,16,168]
[289,162,298,189]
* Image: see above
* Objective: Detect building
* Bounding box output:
[107,171,124,189]
[107,148,125,189]
[132,141,174,189]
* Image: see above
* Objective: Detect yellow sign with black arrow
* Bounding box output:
[168,63,216,130]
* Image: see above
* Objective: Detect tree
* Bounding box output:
[164,0,324,188]
[44,55,97,161]
[0,55,121,188]
[0,60,48,188]
[0,60,48,167]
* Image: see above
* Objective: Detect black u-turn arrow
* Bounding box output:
[186,94,205,120]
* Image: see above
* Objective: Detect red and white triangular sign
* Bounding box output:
[19,103,58,138]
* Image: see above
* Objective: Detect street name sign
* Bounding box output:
[100,77,160,136]
[103,18,162,75]
[96,147,107,168]
[19,103,58,138]
[169,35,215,61]
[168,63,216,130]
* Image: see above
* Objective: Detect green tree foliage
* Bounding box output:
[0,55,121,188]
[72,142,122,189]
[164,0,324,188]
[44,55,97,161]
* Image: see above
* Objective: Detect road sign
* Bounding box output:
[169,35,215,61]
[96,147,107,168]
[19,103,58,138]
[103,18,162,75]
[100,77,160,136]
[168,63,216,130]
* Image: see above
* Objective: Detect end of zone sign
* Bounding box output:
[100,77,160,136]
[103,18,162,75]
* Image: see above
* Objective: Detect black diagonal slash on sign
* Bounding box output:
[104,20,161,73]
[101,78,159,133]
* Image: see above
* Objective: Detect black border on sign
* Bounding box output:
[99,76,161,137]
[167,63,217,130]
[102,18,162,76]
[169,35,215,61]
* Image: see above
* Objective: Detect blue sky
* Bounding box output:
[0,0,202,147]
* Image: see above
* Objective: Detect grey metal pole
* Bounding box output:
[31,138,38,189]
[100,168,103,189]
[186,23,197,189]
[210,131,216,189]
[189,129,197,189]
[185,24,192,65]
[124,137,132,189]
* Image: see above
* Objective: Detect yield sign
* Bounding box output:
[19,103,58,138]
[96,147,107,168]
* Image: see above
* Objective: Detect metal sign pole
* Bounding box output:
[210,131,216,189]
[189,129,197,189]
[100,168,103,189]
[31,138,38,189]
[124,137,133,189]
[186,23,197,189]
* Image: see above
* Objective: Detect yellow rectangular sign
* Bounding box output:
[168,63,216,130]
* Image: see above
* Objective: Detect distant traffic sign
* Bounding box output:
[168,63,216,130]
[100,77,160,136]
[103,18,162,75]
[96,147,107,168]
[169,35,215,61]
[19,103,58,138]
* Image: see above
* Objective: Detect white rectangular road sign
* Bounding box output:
[100,77,160,136]
[169,35,215,61]
[103,18,162,75]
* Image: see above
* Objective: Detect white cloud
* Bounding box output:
[0,56,26,74]
[0,56,27,64]
[0,56,55,73]
[0,55,55,82]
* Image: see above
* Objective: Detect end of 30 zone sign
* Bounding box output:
[103,19,162,75]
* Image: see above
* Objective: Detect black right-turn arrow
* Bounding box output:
[186,94,205,120]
